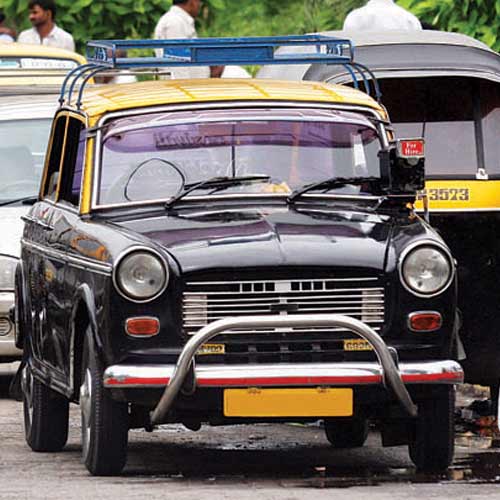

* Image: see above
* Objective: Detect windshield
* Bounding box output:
[0,119,51,203]
[98,109,381,206]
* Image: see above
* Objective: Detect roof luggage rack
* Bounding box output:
[60,35,382,109]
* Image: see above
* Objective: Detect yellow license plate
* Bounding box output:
[197,344,225,355]
[223,388,353,417]
[343,339,373,352]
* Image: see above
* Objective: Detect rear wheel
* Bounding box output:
[22,363,69,452]
[409,386,455,472]
[80,331,128,476]
[324,416,369,448]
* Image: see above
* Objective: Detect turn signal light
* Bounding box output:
[408,312,442,332]
[125,317,160,337]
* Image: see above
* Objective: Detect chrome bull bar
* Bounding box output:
[151,314,419,425]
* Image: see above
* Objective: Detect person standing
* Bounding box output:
[17,0,75,52]
[0,11,16,42]
[343,0,422,31]
[154,0,223,79]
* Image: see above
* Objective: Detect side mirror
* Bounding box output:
[379,139,425,194]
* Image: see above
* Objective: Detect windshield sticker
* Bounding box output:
[20,58,77,69]
[0,60,20,69]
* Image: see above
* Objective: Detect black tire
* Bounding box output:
[80,330,128,476]
[22,363,69,452]
[324,416,369,448]
[409,386,455,472]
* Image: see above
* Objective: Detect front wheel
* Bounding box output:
[22,363,69,452]
[408,386,455,472]
[80,331,128,476]
[324,416,369,448]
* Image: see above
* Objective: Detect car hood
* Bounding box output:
[0,206,28,258]
[117,206,394,274]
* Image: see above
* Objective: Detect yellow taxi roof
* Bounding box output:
[79,79,385,122]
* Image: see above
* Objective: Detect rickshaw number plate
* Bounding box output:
[344,339,373,351]
[223,388,353,417]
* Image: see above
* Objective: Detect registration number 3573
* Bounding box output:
[427,188,470,201]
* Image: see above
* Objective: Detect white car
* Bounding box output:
[0,92,58,361]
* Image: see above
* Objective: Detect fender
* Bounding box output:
[69,283,102,394]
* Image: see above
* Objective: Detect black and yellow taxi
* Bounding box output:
[14,36,462,476]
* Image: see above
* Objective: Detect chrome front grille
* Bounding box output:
[182,277,385,336]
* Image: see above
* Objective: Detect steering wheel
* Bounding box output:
[0,180,39,197]
[123,158,186,202]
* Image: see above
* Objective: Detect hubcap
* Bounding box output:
[22,365,34,429]
[80,368,92,459]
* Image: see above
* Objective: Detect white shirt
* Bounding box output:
[18,24,75,52]
[343,0,422,31]
[222,65,251,78]
[153,5,209,79]
[0,33,14,43]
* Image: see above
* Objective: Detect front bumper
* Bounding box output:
[0,292,21,359]
[103,314,464,425]
[104,360,463,388]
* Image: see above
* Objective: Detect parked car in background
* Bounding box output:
[259,30,500,398]
[15,36,463,476]
[0,42,85,363]
[0,93,58,363]
[0,42,85,86]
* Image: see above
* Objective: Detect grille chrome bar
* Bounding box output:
[184,287,383,296]
[183,277,385,336]
[186,277,379,285]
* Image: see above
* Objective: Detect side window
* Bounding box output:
[58,117,86,206]
[42,115,67,200]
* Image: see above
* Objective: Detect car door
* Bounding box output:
[25,113,67,367]
[27,112,86,382]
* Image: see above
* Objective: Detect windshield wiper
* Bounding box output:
[165,175,271,210]
[0,196,38,208]
[287,177,380,204]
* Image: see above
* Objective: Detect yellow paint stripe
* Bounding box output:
[80,137,94,215]
[415,180,500,212]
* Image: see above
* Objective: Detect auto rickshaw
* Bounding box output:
[260,30,500,404]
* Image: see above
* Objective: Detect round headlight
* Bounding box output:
[401,245,453,297]
[0,256,17,292]
[115,251,168,302]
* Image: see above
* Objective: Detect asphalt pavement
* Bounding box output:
[1,372,499,500]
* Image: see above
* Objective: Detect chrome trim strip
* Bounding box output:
[104,360,463,389]
[398,240,455,299]
[21,239,112,275]
[183,287,384,296]
[183,297,385,305]
[186,277,379,285]
[148,314,419,425]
